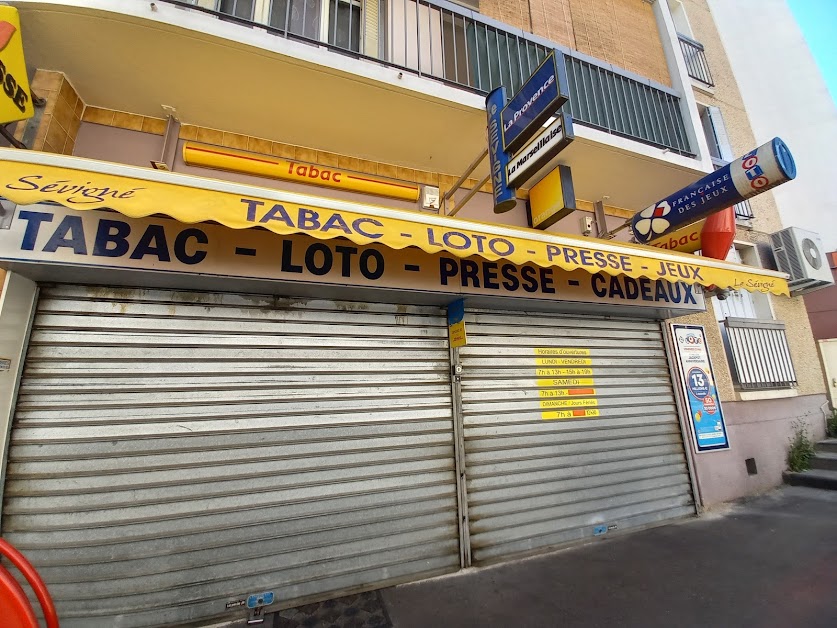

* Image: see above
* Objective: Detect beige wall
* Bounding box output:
[675,0,825,403]
[694,394,827,507]
[480,0,670,86]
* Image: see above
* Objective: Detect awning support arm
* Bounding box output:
[443,148,488,216]
[448,174,491,217]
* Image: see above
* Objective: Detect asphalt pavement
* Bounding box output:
[380,487,837,628]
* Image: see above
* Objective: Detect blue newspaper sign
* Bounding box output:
[501,51,570,154]
[632,138,796,244]
[486,87,517,213]
[671,324,730,452]
[447,298,466,348]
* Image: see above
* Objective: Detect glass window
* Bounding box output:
[270,0,321,40]
[328,0,362,52]
[219,0,255,19]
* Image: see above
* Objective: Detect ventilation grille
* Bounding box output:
[770,227,834,295]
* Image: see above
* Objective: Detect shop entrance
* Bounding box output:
[456,308,697,564]
[1,284,460,627]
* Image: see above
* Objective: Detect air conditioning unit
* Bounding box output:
[770,227,834,295]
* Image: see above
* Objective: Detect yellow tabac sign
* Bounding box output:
[0,6,34,125]
[183,142,421,202]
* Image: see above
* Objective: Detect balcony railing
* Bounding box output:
[170,0,693,156]
[733,199,754,224]
[722,318,797,389]
[678,33,713,87]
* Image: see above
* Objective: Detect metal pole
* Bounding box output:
[447,174,490,217]
[442,147,488,207]
[602,218,632,240]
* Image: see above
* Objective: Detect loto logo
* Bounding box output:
[634,201,671,237]
[678,333,703,345]
[741,149,769,190]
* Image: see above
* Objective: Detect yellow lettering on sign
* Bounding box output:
[539,388,597,398]
[535,368,594,376]
[540,398,599,409]
[542,409,601,420]
[535,357,592,366]
[536,378,595,387]
[534,348,591,356]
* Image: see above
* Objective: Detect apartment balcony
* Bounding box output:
[722,318,797,390]
[733,199,754,227]
[12,0,707,211]
[678,33,714,87]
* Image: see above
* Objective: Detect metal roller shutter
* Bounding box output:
[459,309,696,564]
[1,285,460,628]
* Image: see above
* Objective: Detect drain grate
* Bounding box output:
[273,591,392,628]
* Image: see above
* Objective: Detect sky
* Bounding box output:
[787,0,837,105]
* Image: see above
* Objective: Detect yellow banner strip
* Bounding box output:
[183,142,420,202]
[0,150,790,296]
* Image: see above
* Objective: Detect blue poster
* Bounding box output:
[672,324,730,452]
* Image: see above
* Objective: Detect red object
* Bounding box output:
[0,538,60,628]
[0,21,16,52]
[700,206,736,260]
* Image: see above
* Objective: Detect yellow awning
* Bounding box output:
[0,149,789,296]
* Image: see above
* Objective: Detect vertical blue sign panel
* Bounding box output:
[632,138,796,244]
[501,51,570,154]
[447,298,465,327]
[486,87,517,214]
[672,324,730,452]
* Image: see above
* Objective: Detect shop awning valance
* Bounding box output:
[0,149,789,296]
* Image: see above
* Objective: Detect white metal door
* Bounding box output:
[819,339,837,409]
[1,285,459,627]
[459,309,696,564]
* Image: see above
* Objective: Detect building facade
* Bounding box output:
[0,0,829,626]
[706,0,837,253]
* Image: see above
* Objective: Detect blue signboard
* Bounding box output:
[501,51,570,154]
[447,298,466,348]
[671,324,730,452]
[486,87,517,213]
[632,137,796,244]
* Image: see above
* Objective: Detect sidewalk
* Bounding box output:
[379,487,837,628]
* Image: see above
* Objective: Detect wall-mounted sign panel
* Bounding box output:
[486,87,517,213]
[501,51,570,154]
[671,324,730,452]
[506,114,574,188]
[528,165,576,230]
[0,6,34,125]
[632,138,796,244]
[0,204,707,314]
[183,142,420,202]
[648,221,704,253]
[447,299,467,348]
